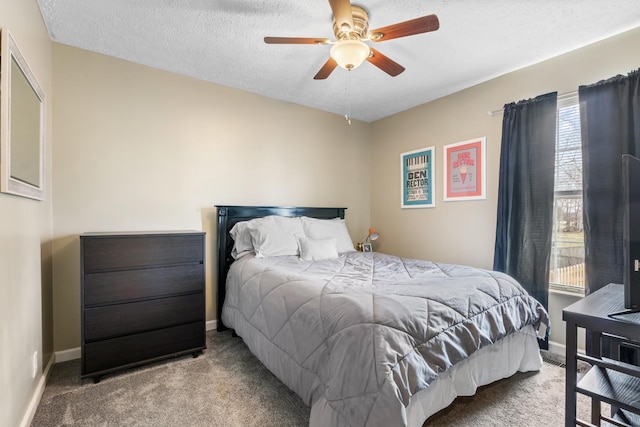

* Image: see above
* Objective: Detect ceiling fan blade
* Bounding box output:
[369,14,439,42]
[366,48,405,77]
[314,58,338,80]
[328,0,354,32]
[264,37,331,45]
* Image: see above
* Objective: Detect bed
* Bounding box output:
[216,205,549,427]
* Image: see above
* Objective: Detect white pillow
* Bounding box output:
[301,217,355,253]
[229,220,254,259]
[297,236,339,261]
[249,216,305,258]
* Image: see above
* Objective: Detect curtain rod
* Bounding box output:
[487,90,578,116]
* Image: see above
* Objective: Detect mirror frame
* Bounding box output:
[0,28,45,200]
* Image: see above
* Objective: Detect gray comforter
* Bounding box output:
[221,251,549,427]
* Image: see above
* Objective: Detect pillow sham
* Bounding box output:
[249,216,305,258]
[301,217,355,253]
[229,216,292,259]
[297,236,339,261]
[229,220,254,259]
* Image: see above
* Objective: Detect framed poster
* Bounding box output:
[443,137,486,201]
[401,146,435,208]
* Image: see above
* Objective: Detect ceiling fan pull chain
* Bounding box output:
[345,70,352,125]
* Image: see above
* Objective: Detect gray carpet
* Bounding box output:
[32,331,592,426]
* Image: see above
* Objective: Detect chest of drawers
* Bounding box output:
[80,231,206,381]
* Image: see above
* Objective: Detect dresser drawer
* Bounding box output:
[82,322,205,376]
[84,264,204,306]
[84,293,204,341]
[82,233,204,272]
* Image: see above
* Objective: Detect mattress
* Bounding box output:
[221,251,549,426]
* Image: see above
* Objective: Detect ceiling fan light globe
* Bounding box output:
[330,40,370,70]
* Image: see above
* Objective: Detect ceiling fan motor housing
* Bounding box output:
[333,5,369,40]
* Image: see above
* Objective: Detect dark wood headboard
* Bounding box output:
[215,205,346,331]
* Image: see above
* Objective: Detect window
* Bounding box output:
[549,94,585,292]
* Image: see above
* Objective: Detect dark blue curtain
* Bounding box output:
[493,92,558,314]
[579,69,640,295]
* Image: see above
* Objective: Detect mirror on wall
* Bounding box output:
[1,28,45,200]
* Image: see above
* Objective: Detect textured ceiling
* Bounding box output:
[37,0,640,122]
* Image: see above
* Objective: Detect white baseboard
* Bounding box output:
[55,346,81,362]
[20,354,54,427]
[53,320,218,364]
[547,340,565,356]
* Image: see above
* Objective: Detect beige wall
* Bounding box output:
[51,27,640,355]
[2,7,636,423]
[0,0,53,426]
[370,27,640,347]
[0,4,635,422]
[51,44,372,351]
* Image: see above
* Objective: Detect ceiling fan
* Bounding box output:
[264,0,439,80]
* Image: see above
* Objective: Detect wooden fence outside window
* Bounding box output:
[549,263,585,288]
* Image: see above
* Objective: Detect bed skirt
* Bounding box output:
[226,312,542,427]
